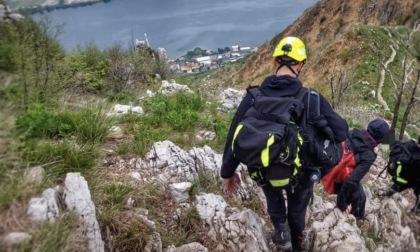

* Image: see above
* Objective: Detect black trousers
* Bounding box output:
[262,180,311,245]
[346,183,366,218]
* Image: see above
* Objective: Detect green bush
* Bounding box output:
[145,92,204,132]
[166,109,199,131]
[15,102,74,140]
[66,43,109,92]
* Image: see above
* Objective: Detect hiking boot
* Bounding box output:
[272,221,292,251]
[356,215,369,227]
[292,236,304,252]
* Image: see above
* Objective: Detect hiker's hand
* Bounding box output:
[383,188,397,197]
[223,173,241,194]
[343,206,351,217]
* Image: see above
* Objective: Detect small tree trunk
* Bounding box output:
[390,54,408,132]
[399,70,420,139]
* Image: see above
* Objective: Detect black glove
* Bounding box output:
[336,182,350,211]
[310,115,334,140]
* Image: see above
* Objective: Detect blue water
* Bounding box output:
[33,0,318,59]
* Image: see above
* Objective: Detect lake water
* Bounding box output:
[33,0,318,59]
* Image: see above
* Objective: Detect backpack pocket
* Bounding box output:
[232,117,299,169]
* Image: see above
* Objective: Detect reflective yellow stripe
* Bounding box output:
[396,162,408,184]
[269,178,290,187]
[294,133,303,168]
[250,172,257,179]
[261,134,275,167]
[232,124,244,150]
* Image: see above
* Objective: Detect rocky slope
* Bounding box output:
[2,82,419,251]
[220,0,420,89]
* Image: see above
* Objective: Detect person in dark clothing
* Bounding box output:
[383,136,420,213]
[221,36,349,252]
[335,118,390,218]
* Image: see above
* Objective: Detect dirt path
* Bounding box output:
[377,44,396,111]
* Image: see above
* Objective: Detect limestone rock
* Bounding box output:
[63,172,104,252]
[27,187,60,222]
[0,232,32,247]
[168,182,192,203]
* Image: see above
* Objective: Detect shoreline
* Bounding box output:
[11,0,112,15]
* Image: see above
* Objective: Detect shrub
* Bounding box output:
[145,92,204,132]
[15,102,73,140]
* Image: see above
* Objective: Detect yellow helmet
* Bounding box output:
[272,36,307,62]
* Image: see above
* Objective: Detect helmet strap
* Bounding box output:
[276,58,299,77]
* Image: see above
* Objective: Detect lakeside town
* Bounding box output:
[135,34,258,75]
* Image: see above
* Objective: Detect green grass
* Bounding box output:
[70,106,115,144]
[0,168,27,211]
[16,214,82,252]
[22,140,99,181]
[189,170,222,196]
[98,209,153,252]
[104,183,134,208]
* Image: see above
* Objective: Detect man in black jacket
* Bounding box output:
[221,36,349,252]
[383,136,420,213]
[336,118,390,218]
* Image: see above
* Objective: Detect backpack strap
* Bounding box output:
[306,88,320,120]
[246,85,261,101]
[293,88,320,121]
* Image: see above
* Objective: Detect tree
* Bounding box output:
[328,68,354,109]
[399,70,420,139]
[385,20,420,139]
[193,47,202,56]
[105,43,130,93]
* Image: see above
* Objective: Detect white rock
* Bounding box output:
[0,232,32,247]
[129,171,141,180]
[107,126,124,139]
[107,104,144,117]
[159,80,193,95]
[166,242,208,252]
[63,173,104,252]
[27,188,59,222]
[168,182,192,203]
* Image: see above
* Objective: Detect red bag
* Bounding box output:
[322,141,356,194]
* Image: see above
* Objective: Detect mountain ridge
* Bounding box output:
[224,0,420,89]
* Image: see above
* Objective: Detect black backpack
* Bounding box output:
[386,140,420,182]
[299,89,342,178]
[231,86,341,186]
